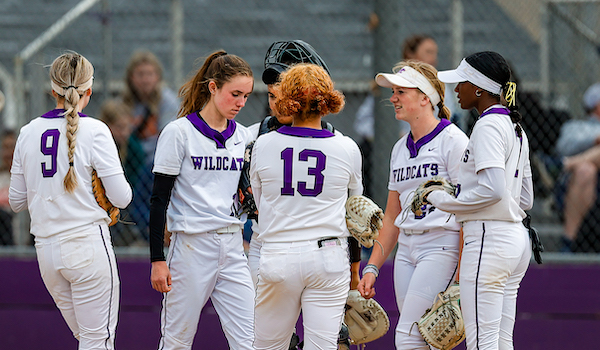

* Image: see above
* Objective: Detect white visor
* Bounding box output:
[438,59,502,95]
[51,76,94,97]
[375,66,441,106]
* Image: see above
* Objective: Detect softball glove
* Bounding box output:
[237,141,258,221]
[345,290,390,345]
[345,195,384,248]
[91,169,119,226]
[410,176,456,216]
[417,284,465,350]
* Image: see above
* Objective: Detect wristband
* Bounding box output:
[362,264,379,278]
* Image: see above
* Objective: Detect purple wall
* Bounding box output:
[1,257,598,349]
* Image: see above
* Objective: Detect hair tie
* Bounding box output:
[69,162,74,166]
[66,85,77,90]
[504,82,517,107]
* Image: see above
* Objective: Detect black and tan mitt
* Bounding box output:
[345,290,390,345]
[91,169,119,226]
[410,176,456,216]
[345,195,384,248]
[238,141,258,221]
[417,284,465,350]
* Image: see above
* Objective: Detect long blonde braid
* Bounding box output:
[49,52,94,193]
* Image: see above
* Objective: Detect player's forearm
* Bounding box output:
[366,218,399,269]
[428,167,504,214]
[100,173,132,209]
[149,173,176,262]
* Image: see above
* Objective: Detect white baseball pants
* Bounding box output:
[393,229,460,349]
[35,222,119,350]
[460,220,531,350]
[254,238,350,350]
[159,230,255,350]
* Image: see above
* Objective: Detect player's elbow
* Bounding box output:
[488,187,503,204]
[109,186,133,209]
[520,197,534,211]
[8,188,27,212]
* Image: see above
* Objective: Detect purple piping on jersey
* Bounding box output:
[406,118,451,158]
[276,125,335,138]
[41,109,89,118]
[477,107,509,119]
[186,112,237,149]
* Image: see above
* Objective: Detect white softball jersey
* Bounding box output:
[10,109,126,238]
[389,118,468,232]
[248,122,260,139]
[152,112,253,233]
[453,105,531,223]
[250,126,363,243]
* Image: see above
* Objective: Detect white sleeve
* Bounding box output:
[91,122,125,177]
[445,131,469,184]
[100,173,133,209]
[249,141,262,209]
[153,122,186,176]
[428,167,504,213]
[520,174,534,211]
[348,138,364,196]
[8,172,27,212]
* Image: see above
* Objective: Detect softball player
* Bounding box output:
[246,40,361,290]
[149,50,255,350]
[357,60,468,349]
[9,52,132,349]
[250,63,363,350]
[430,51,534,350]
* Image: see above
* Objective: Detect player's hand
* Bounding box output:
[357,273,376,299]
[151,261,172,293]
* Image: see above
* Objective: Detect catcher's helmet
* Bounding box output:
[262,40,330,85]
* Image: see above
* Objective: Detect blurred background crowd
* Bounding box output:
[1,0,600,256]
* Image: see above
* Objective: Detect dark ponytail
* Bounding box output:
[503,81,522,137]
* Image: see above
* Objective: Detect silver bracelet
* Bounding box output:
[362,264,379,278]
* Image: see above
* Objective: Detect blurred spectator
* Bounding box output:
[121,51,179,240]
[98,99,146,245]
[554,83,600,252]
[0,130,16,244]
[402,34,463,130]
[99,99,133,162]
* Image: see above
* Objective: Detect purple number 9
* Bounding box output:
[41,129,60,177]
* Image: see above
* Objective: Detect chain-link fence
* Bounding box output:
[1,0,600,255]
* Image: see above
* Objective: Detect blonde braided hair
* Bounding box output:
[49,52,94,193]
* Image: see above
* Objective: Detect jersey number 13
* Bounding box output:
[280,147,326,197]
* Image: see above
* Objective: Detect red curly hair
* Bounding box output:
[274,63,345,122]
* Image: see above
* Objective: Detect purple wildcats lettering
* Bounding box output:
[392,163,438,182]
[190,156,242,171]
[191,156,203,169]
